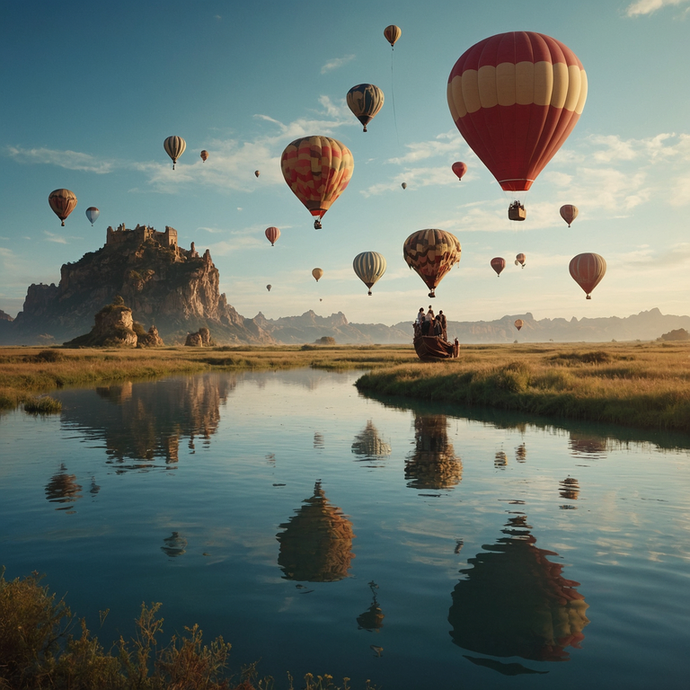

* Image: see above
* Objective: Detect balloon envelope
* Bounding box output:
[353,251,387,296]
[447,32,587,192]
[560,204,579,227]
[312,268,324,282]
[48,189,77,226]
[514,319,523,331]
[163,136,186,169]
[347,84,384,132]
[515,253,526,268]
[451,161,467,181]
[491,257,506,276]
[266,284,272,292]
[383,24,402,47]
[281,136,354,224]
[255,170,260,177]
[85,206,100,226]
[200,150,208,162]
[265,226,280,246]
[403,229,461,298]
[569,253,606,299]
[401,182,407,190]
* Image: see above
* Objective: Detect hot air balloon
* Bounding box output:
[383,24,401,48]
[266,284,272,292]
[491,257,506,277]
[401,182,407,190]
[452,161,467,181]
[353,251,387,296]
[447,32,587,200]
[515,253,526,268]
[85,206,100,226]
[403,229,461,298]
[255,170,260,178]
[48,189,77,226]
[514,319,524,331]
[265,226,280,246]
[569,253,606,299]
[560,204,579,227]
[200,150,208,162]
[347,84,384,132]
[163,136,186,169]
[281,136,354,229]
[312,268,324,282]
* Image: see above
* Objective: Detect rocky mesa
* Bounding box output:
[0,223,274,345]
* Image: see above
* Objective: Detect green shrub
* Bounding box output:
[23,396,62,414]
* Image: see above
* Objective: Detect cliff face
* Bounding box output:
[3,224,274,345]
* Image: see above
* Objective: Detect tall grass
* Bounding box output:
[0,569,368,690]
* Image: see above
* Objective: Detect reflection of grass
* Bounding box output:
[355,342,690,432]
[0,569,366,689]
[0,345,417,411]
[23,396,62,414]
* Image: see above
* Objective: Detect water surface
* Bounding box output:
[1,369,688,688]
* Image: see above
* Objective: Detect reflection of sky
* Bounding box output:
[0,369,689,688]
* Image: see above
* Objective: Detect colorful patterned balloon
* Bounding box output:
[347,84,384,132]
[383,24,402,48]
[403,229,461,298]
[48,189,77,226]
[281,136,354,228]
[85,206,100,226]
[448,32,587,193]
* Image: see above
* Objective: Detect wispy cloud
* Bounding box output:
[43,231,70,244]
[320,54,355,74]
[6,146,114,173]
[625,0,690,17]
[388,131,466,165]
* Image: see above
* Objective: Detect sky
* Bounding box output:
[1,0,689,327]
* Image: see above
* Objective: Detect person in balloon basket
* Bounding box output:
[423,306,434,336]
[439,310,447,340]
[433,315,443,337]
[414,307,425,337]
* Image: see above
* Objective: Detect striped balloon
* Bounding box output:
[347,84,384,132]
[383,24,402,48]
[560,204,579,227]
[353,251,387,296]
[490,257,506,277]
[281,136,354,228]
[265,226,280,246]
[163,135,186,169]
[447,32,587,193]
[569,253,606,299]
[403,229,461,298]
[48,189,77,226]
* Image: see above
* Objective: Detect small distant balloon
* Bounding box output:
[200,150,209,162]
[560,204,579,227]
[515,253,526,268]
[346,83,384,132]
[163,135,186,169]
[490,257,506,277]
[514,319,523,331]
[266,284,272,292]
[401,182,407,190]
[383,24,402,48]
[569,253,606,299]
[85,207,100,226]
[48,189,77,226]
[265,226,280,246]
[312,268,324,282]
[255,170,260,178]
[451,161,467,181]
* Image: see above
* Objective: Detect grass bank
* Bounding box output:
[0,345,417,411]
[355,342,690,433]
[0,569,368,690]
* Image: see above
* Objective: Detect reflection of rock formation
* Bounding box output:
[448,515,589,663]
[60,373,236,471]
[405,415,462,490]
[351,420,392,466]
[276,482,355,582]
[161,531,187,558]
[515,443,527,463]
[569,432,607,458]
[357,581,384,632]
[560,477,580,501]
[45,464,82,510]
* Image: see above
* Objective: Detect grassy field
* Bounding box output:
[2,341,690,432]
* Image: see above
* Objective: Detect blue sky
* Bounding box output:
[2,0,689,326]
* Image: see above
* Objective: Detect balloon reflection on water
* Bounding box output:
[276,482,355,582]
[45,464,82,510]
[405,415,462,490]
[351,420,391,467]
[448,515,589,664]
[356,581,384,633]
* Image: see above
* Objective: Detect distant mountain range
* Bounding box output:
[256,308,690,345]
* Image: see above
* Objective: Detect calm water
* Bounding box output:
[1,369,689,688]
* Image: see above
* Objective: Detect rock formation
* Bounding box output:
[0,309,12,322]
[65,297,140,347]
[1,223,274,345]
[185,327,211,347]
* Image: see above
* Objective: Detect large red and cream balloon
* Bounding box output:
[447,31,587,193]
